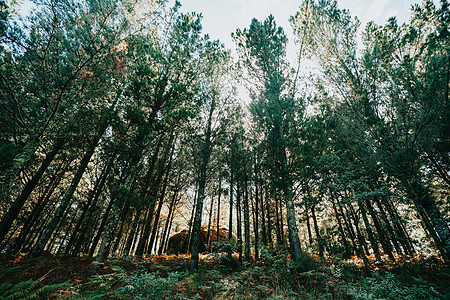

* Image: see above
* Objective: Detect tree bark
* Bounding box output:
[0,139,64,245]
[31,121,108,257]
[243,179,251,262]
[190,96,215,273]
[89,196,114,257]
[404,177,450,262]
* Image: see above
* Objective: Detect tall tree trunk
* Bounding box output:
[330,193,351,258]
[7,155,68,253]
[71,158,112,256]
[365,197,395,260]
[338,197,359,256]
[206,194,214,252]
[164,205,176,254]
[236,182,243,264]
[265,186,273,249]
[147,197,164,255]
[274,191,282,246]
[383,197,415,255]
[347,203,370,256]
[404,177,450,262]
[243,179,251,262]
[357,199,381,262]
[259,182,267,247]
[306,185,323,256]
[147,138,176,254]
[66,158,113,255]
[31,121,108,257]
[305,203,313,246]
[216,178,222,246]
[347,204,371,275]
[228,172,234,260]
[95,190,122,263]
[190,96,215,273]
[123,208,141,256]
[89,196,114,257]
[159,186,178,255]
[111,203,130,255]
[0,139,64,245]
[311,203,324,258]
[253,178,259,259]
[277,123,302,260]
[185,186,198,253]
[23,198,59,253]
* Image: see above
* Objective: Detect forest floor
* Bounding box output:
[0,250,449,299]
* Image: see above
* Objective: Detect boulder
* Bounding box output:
[166,226,231,255]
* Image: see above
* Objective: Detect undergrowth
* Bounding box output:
[0,252,447,299]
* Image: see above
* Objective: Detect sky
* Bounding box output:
[170,0,429,62]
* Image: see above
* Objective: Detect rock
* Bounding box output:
[166,226,231,255]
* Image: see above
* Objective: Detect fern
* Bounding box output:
[0,279,68,300]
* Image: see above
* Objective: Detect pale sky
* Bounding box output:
[171,0,429,62]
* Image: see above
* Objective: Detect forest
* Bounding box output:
[0,0,449,298]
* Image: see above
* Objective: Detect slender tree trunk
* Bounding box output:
[404,178,450,262]
[338,198,359,256]
[0,139,64,245]
[46,203,72,254]
[190,96,215,273]
[347,204,371,275]
[164,205,176,254]
[159,187,178,255]
[31,122,107,257]
[253,180,259,259]
[216,178,222,245]
[147,197,164,255]
[347,203,370,256]
[311,203,324,257]
[260,183,267,247]
[330,193,351,258]
[236,182,243,264]
[89,196,114,257]
[365,197,395,260]
[7,156,67,253]
[244,180,251,262]
[277,122,302,260]
[66,158,112,255]
[111,203,130,255]
[284,181,302,260]
[147,138,176,254]
[228,172,234,260]
[305,204,313,246]
[185,186,198,253]
[372,196,404,256]
[71,159,112,256]
[95,190,122,263]
[206,194,214,252]
[265,187,273,249]
[306,185,323,256]
[274,192,282,246]
[357,199,381,262]
[123,208,140,256]
[23,198,59,253]
[383,197,415,255]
